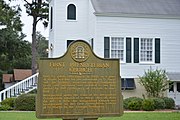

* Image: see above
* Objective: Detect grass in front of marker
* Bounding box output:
[100,112,180,120]
[0,112,180,120]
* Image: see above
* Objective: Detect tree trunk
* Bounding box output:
[31,17,37,74]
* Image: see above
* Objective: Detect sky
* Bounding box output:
[5,0,49,42]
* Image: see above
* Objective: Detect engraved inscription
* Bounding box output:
[42,75,118,114]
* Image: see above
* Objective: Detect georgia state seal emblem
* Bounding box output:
[71,42,89,62]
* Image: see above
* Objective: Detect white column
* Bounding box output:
[3,92,6,101]
[7,90,9,98]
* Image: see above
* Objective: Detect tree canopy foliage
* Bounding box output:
[0,0,31,72]
[0,1,48,90]
[0,0,23,31]
[9,0,49,74]
[36,31,48,58]
[0,0,32,90]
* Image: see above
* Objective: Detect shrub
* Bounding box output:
[152,98,165,109]
[0,104,12,111]
[1,97,16,108]
[123,97,134,109]
[163,97,175,109]
[139,69,169,98]
[14,94,36,111]
[28,89,37,94]
[142,99,155,111]
[124,97,143,110]
[128,101,142,110]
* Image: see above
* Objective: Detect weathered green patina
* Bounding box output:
[36,40,123,119]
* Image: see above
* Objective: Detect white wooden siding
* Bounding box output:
[94,16,180,77]
[50,0,94,57]
[49,0,180,78]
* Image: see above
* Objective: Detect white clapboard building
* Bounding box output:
[48,0,180,105]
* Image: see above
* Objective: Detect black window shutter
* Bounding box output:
[126,37,132,63]
[104,37,110,58]
[155,38,160,63]
[134,38,139,63]
[50,7,53,29]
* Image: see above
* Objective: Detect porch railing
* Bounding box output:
[0,73,39,102]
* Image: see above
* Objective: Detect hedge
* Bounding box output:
[0,104,12,111]
[152,98,165,109]
[142,99,155,111]
[124,97,143,110]
[123,97,175,111]
[1,97,16,108]
[163,97,175,109]
[14,94,36,111]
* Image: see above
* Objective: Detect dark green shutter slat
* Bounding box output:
[50,7,53,29]
[126,37,131,63]
[134,38,139,63]
[155,38,160,63]
[104,37,110,58]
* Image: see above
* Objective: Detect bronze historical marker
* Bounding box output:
[36,40,123,119]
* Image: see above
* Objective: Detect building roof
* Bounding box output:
[167,72,180,81]
[91,0,180,17]
[2,74,13,83]
[14,69,32,81]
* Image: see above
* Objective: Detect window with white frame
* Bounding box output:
[67,4,76,20]
[140,38,153,62]
[111,37,125,62]
[104,37,160,63]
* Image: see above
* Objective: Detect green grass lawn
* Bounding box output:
[0,112,179,120]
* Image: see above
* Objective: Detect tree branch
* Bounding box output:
[36,17,42,24]
[24,0,31,5]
